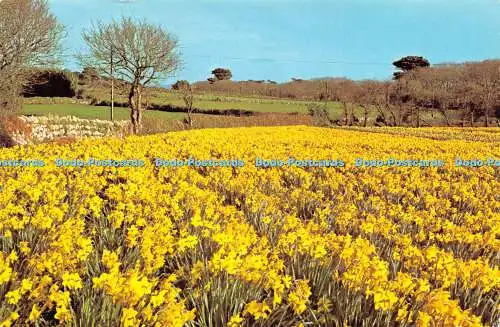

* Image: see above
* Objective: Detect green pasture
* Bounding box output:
[22,97,457,126]
[22,104,185,121]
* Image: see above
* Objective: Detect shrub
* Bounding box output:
[172,80,190,90]
[0,113,32,147]
[139,116,183,135]
[23,69,76,98]
[307,103,334,127]
[0,121,15,147]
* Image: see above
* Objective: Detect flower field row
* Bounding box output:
[0,126,498,326]
[342,126,500,142]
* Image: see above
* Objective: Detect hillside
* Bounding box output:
[19,62,500,129]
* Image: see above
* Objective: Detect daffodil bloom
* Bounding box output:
[0,126,496,325]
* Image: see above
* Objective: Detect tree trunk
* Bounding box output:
[385,104,398,126]
[441,111,451,126]
[398,103,408,126]
[362,105,368,127]
[342,102,348,126]
[128,83,137,133]
[186,101,193,127]
[136,84,142,132]
[128,80,142,134]
[440,104,451,126]
[409,106,414,127]
[416,106,420,128]
[482,85,494,127]
[484,108,489,127]
[398,104,403,126]
[375,105,387,126]
[470,109,474,127]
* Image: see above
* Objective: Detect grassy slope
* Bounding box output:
[24,82,462,126]
[23,102,456,127]
[84,85,465,124]
[80,84,348,114]
[22,104,185,121]
[22,99,357,121]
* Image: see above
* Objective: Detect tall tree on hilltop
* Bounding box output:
[211,68,232,81]
[393,56,430,80]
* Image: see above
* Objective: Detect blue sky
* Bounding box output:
[49,0,500,84]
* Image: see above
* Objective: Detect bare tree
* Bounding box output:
[327,79,357,125]
[182,85,195,127]
[356,81,378,127]
[454,66,476,127]
[466,61,499,127]
[359,81,385,126]
[406,68,438,127]
[80,17,181,133]
[0,0,64,111]
[389,78,411,126]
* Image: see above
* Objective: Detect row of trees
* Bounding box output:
[193,59,500,127]
[396,60,500,127]
[342,60,500,127]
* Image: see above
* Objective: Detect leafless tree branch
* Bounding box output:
[79,17,181,133]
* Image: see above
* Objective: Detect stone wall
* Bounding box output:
[6,115,130,145]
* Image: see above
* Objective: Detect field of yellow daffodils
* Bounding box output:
[0,126,498,327]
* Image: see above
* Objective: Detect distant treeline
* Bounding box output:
[22,67,129,99]
[22,59,500,126]
[193,60,500,126]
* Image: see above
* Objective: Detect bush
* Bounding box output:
[0,113,32,147]
[23,69,76,98]
[139,116,183,135]
[307,103,334,127]
[0,73,24,113]
[82,67,100,79]
[0,122,15,147]
[0,94,23,113]
[172,80,190,90]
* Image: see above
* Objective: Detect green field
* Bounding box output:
[80,88,327,113]
[22,98,458,126]
[34,85,345,114]
[152,93,345,113]
[23,97,348,117]
[22,104,185,121]
[159,99,315,113]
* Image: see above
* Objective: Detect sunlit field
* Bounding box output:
[22,104,186,121]
[0,127,498,326]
